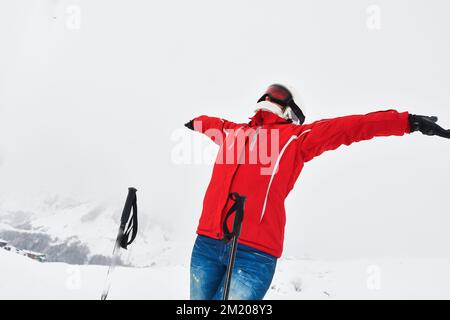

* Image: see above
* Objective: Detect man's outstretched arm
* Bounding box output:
[299,110,449,162]
[184,115,239,146]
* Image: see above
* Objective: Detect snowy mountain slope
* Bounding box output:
[1,249,450,299]
[0,194,183,266]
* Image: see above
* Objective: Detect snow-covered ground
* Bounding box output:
[1,249,449,300]
[2,195,449,299]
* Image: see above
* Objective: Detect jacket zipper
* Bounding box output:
[218,125,262,237]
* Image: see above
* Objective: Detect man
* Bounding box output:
[184,84,450,300]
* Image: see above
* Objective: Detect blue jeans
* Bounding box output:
[190,235,277,300]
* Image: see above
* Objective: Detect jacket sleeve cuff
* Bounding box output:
[404,112,412,134]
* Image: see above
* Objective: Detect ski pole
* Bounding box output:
[222,192,246,300]
[101,187,138,300]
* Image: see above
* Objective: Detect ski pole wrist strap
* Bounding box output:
[119,187,138,249]
[222,192,246,243]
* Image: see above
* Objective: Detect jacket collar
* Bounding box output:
[249,109,292,126]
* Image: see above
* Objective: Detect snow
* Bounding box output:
[0,194,179,266]
[0,194,121,254]
[1,249,450,300]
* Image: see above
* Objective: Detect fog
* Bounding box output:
[0,0,449,259]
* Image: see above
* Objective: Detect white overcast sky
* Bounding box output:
[0,0,449,259]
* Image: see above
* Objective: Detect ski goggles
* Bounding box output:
[258,84,292,106]
[258,84,306,124]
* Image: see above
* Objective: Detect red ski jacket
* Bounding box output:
[191,109,410,257]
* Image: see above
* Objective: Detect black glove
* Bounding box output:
[184,120,194,130]
[409,114,450,139]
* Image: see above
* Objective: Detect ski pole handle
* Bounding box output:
[120,187,137,228]
[118,187,138,250]
[222,192,246,243]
